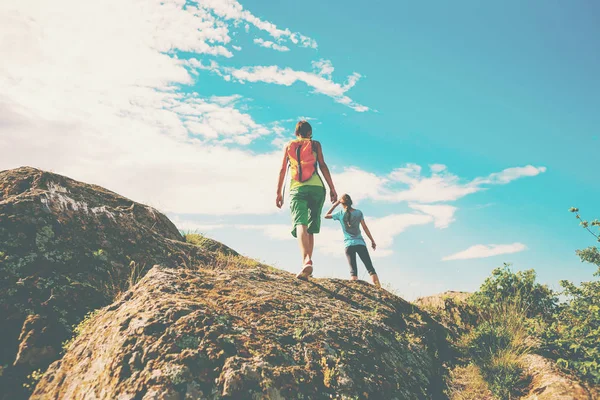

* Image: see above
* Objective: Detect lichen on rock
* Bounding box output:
[33,265,451,399]
[0,167,208,399]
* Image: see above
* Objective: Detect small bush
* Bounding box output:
[541,277,600,383]
[468,264,557,320]
[464,298,531,359]
[466,322,512,362]
[481,352,529,400]
[539,207,600,384]
[456,278,533,399]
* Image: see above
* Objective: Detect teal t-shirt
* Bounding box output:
[332,208,366,247]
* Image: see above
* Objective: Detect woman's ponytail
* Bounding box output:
[341,194,353,228]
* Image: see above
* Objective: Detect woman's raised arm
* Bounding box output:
[324,199,341,219]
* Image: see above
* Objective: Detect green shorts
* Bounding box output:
[289,185,326,238]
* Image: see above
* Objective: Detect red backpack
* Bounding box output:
[287,139,317,182]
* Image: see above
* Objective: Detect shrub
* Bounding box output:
[539,208,600,384]
[458,276,533,399]
[464,297,531,356]
[541,275,600,383]
[468,264,557,320]
[481,351,529,400]
[466,322,512,362]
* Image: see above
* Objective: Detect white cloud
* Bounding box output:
[442,243,527,261]
[184,57,368,112]
[195,0,316,48]
[238,224,292,241]
[364,213,434,255]
[409,204,457,229]
[0,0,321,215]
[332,167,388,203]
[253,38,290,52]
[381,164,480,203]
[312,59,334,79]
[335,163,547,204]
[472,165,548,185]
[430,164,447,173]
[174,95,272,144]
[222,65,368,112]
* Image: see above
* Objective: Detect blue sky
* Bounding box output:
[2,0,598,299]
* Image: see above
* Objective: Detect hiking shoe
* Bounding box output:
[296,264,313,280]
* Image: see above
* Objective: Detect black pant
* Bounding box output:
[345,245,376,277]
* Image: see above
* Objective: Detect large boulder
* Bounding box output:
[33,265,451,400]
[0,167,207,399]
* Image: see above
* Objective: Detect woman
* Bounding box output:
[276,121,338,280]
[325,194,381,286]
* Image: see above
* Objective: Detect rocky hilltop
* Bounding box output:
[1,167,450,399]
[33,265,449,399]
[0,167,209,399]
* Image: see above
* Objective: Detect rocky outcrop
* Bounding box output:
[1,167,452,399]
[414,291,475,341]
[0,167,209,399]
[33,264,451,399]
[414,292,471,310]
[521,354,599,400]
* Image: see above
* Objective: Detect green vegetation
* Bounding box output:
[62,309,101,352]
[482,352,528,399]
[446,207,600,398]
[23,369,44,391]
[539,208,600,384]
[175,335,200,349]
[457,284,532,399]
[164,364,188,385]
[182,232,212,248]
[468,263,557,320]
[542,278,600,383]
